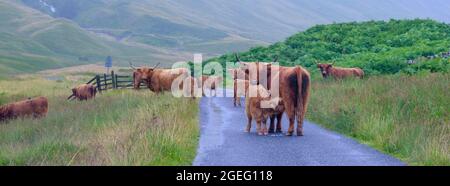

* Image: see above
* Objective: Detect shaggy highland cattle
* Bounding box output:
[238,55,310,136]
[132,64,197,98]
[316,62,364,79]
[0,97,48,123]
[200,75,223,96]
[70,84,97,101]
[245,84,284,136]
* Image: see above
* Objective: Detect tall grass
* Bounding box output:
[0,75,199,165]
[307,73,449,165]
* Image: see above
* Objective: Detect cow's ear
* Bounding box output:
[72,88,76,94]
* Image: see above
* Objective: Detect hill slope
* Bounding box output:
[210,19,450,75]
[0,0,190,77]
[22,0,450,44]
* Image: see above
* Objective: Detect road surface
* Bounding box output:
[193,89,405,166]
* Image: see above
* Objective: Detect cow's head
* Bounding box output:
[316,61,335,78]
[131,62,160,89]
[237,54,278,85]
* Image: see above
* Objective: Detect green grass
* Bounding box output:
[0,75,199,165]
[307,72,449,165]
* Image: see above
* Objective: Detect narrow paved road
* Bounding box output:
[193,89,405,166]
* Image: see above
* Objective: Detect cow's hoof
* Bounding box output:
[286,132,294,136]
[268,129,275,134]
[276,129,283,133]
[245,129,250,133]
[264,132,269,136]
[257,132,264,136]
[297,130,304,136]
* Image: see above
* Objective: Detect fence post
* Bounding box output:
[111,70,116,89]
[103,74,107,90]
[95,75,101,93]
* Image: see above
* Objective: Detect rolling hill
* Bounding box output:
[208,19,450,75]
[0,0,191,77]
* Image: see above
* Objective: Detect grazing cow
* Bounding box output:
[239,56,311,136]
[316,62,364,79]
[70,84,97,101]
[0,97,48,123]
[137,67,197,99]
[245,84,284,136]
[130,63,161,89]
[200,75,223,96]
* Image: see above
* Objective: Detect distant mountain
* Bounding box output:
[22,0,450,43]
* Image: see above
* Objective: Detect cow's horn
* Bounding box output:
[331,60,336,66]
[235,53,241,62]
[273,56,279,63]
[153,63,160,69]
[129,62,136,70]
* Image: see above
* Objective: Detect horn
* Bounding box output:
[129,62,136,70]
[273,55,279,63]
[235,53,241,62]
[331,60,336,66]
[153,63,160,69]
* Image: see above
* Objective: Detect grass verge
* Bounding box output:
[307,73,449,165]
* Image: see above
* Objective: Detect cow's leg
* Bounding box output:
[262,117,269,136]
[268,115,276,133]
[256,117,263,136]
[276,113,283,133]
[284,104,296,136]
[245,114,252,133]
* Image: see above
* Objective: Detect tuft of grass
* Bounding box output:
[0,75,199,165]
[307,73,449,165]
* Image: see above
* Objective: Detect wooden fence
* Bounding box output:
[86,71,148,92]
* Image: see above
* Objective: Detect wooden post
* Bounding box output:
[111,70,116,89]
[103,73,107,90]
[95,75,101,93]
[115,74,118,89]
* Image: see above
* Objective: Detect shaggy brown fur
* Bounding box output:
[0,97,48,123]
[245,84,284,136]
[317,63,364,79]
[72,84,97,101]
[240,62,310,136]
[132,67,153,89]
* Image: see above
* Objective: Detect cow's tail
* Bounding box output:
[296,66,311,121]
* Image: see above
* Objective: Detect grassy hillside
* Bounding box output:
[0,74,199,165]
[308,73,449,165]
[210,19,450,75]
[0,1,189,77]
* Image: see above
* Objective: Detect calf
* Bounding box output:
[317,63,364,79]
[0,97,48,123]
[71,84,97,101]
[245,84,284,136]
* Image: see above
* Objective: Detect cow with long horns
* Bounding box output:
[238,54,310,136]
[316,61,364,79]
[130,62,160,89]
